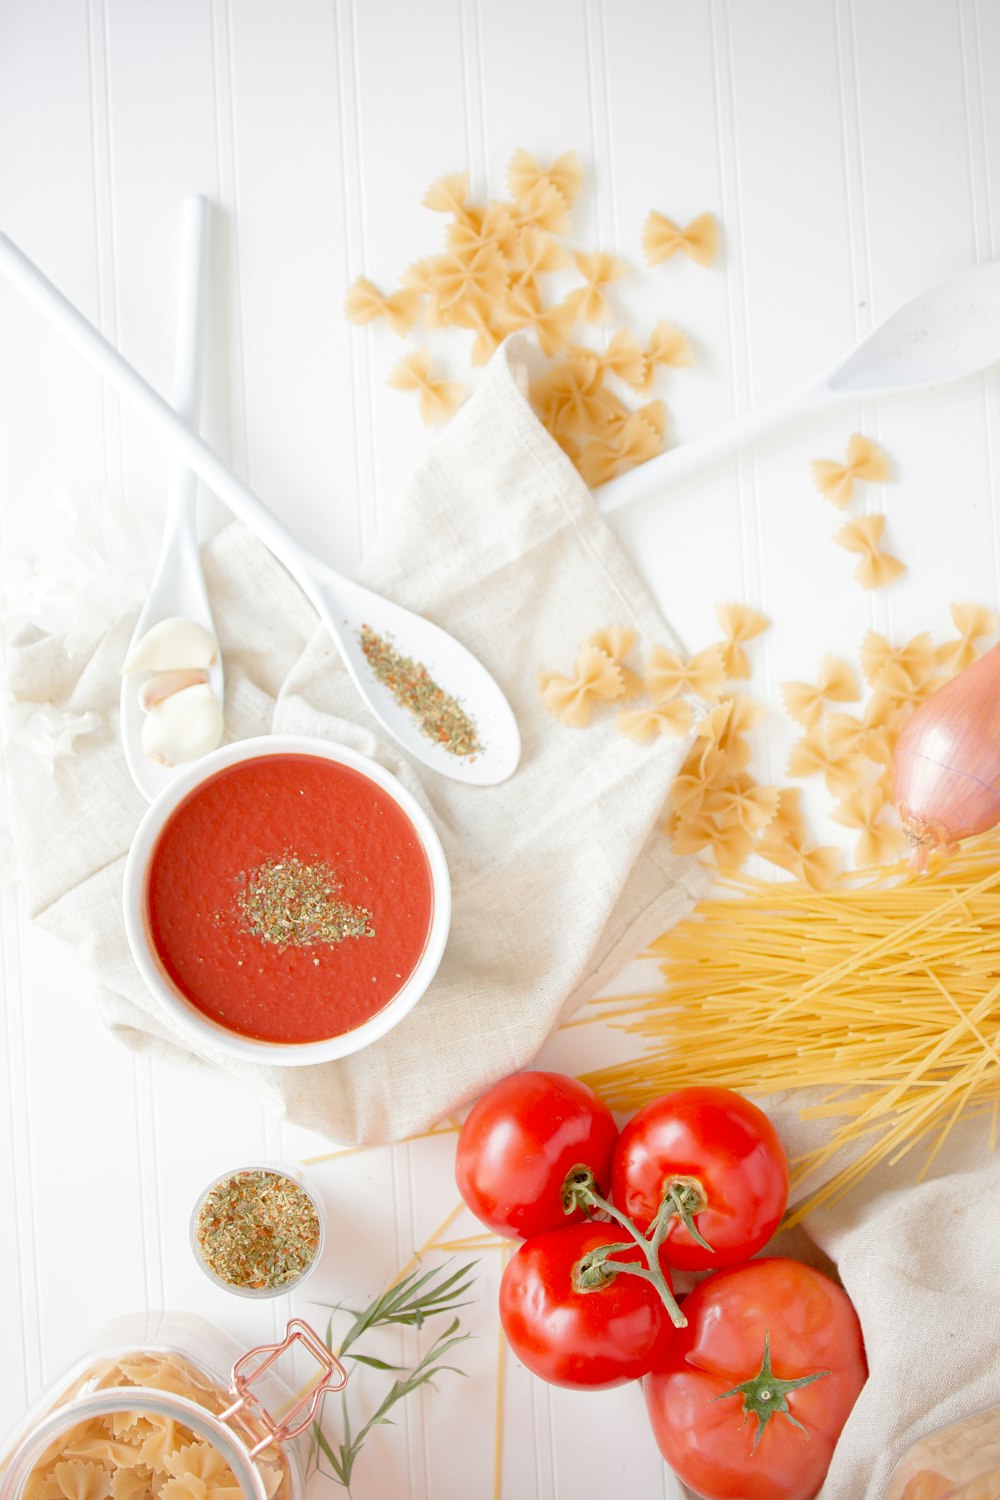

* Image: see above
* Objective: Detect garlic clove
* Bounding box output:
[138,668,208,711]
[141,683,224,767]
[123,617,218,674]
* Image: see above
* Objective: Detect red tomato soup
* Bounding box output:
[145,754,434,1043]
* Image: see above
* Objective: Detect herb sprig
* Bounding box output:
[311,1260,477,1494]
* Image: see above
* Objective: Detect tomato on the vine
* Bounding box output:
[455,1070,618,1239]
[500,1222,678,1391]
[644,1258,867,1500]
[612,1086,788,1270]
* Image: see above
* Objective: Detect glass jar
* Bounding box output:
[0,1312,347,1500]
[883,1404,1000,1498]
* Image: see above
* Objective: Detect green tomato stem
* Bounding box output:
[562,1167,687,1328]
[648,1175,716,1255]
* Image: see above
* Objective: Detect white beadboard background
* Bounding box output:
[1,2,999,1496]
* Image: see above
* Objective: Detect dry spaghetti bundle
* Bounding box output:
[581,833,1000,1224]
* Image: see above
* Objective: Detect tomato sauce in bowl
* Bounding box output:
[126,742,447,1060]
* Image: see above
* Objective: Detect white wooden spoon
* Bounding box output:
[0,229,520,786]
[596,261,1000,515]
[120,195,222,802]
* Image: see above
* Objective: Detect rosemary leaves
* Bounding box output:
[359,625,483,758]
[237,855,374,947]
[193,1167,323,1294]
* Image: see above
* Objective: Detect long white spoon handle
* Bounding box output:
[594,376,832,515]
[0,229,318,590]
[162,195,211,549]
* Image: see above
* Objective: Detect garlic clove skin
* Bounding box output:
[123,617,218,674]
[141,683,224,767]
[138,668,208,711]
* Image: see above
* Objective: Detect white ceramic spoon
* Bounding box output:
[121,195,222,802]
[0,229,520,786]
[596,260,1000,514]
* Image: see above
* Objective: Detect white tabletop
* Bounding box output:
[2,2,999,1496]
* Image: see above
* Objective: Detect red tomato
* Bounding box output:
[644,1258,867,1500]
[500,1222,677,1390]
[455,1071,618,1239]
[612,1086,788,1270]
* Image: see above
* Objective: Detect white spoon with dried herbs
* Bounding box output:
[0,230,520,787]
[596,260,1000,513]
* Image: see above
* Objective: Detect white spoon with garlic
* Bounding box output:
[120,197,224,801]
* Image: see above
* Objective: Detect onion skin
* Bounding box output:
[893,642,1000,870]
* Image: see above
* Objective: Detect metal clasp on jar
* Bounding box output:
[220,1319,349,1456]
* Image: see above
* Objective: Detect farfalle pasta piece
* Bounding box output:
[593,329,647,390]
[811,433,890,508]
[164,1444,231,1486]
[708,774,781,837]
[756,791,840,890]
[589,626,642,696]
[860,629,937,690]
[531,357,607,437]
[448,297,507,366]
[646,321,694,372]
[636,399,667,438]
[824,711,867,760]
[503,285,575,357]
[834,514,905,589]
[646,645,726,704]
[508,148,583,206]
[936,601,999,674]
[387,351,464,424]
[787,725,866,797]
[343,278,422,336]
[565,251,628,324]
[538,644,624,727]
[696,694,764,770]
[426,245,509,310]
[781,654,860,728]
[576,409,661,487]
[422,171,471,216]
[513,177,571,235]
[831,786,906,868]
[448,203,520,264]
[511,227,569,279]
[643,210,719,268]
[714,604,769,680]
[53,1465,112,1500]
[618,701,694,742]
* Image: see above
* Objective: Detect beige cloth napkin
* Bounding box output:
[3,338,705,1145]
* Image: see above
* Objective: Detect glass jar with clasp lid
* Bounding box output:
[0,1312,346,1500]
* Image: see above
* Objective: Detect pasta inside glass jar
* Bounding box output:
[0,1314,347,1500]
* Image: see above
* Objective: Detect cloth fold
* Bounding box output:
[4,338,705,1144]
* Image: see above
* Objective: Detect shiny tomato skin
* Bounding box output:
[644,1258,867,1500]
[455,1071,618,1240]
[500,1222,677,1391]
[612,1087,788,1270]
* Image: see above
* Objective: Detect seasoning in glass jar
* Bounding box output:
[192,1165,324,1297]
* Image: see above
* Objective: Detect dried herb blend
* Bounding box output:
[237,854,374,947]
[195,1168,321,1291]
[359,624,483,758]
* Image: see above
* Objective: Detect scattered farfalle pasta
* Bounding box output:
[343,148,707,474]
[588,626,643,696]
[935,602,999,674]
[618,701,694,741]
[344,277,422,336]
[715,604,769,680]
[811,432,891,508]
[781,654,860,729]
[834,514,906,589]
[646,643,726,704]
[386,351,464,424]
[643,210,719,268]
[538,643,624,727]
[831,785,906,867]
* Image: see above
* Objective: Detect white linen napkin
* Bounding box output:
[3,338,705,1145]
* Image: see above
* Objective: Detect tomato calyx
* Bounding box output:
[653,1174,715,1254]
[713,1331,832,1454]
[560,1165,687,1329]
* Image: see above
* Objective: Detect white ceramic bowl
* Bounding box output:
[122,735,451,1066]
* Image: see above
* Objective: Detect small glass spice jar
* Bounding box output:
[0,1311,347,1500]
[191,1162,326,1299]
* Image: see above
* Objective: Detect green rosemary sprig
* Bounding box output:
[310,1259,477,1495]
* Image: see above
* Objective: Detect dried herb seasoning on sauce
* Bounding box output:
[145,754,433,1043]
